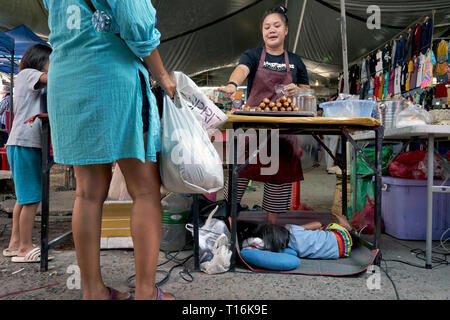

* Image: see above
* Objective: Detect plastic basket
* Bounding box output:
[320,100,377,117]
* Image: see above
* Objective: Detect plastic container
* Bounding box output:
[320,100,377,117]
[160,193,192,252]
[381,176,450,240]
[293,89,317,115]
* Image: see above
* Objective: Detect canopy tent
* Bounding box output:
[0,0,449,88]
[0,24,48,75]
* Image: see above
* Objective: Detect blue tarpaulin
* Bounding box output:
[0,24,47,74]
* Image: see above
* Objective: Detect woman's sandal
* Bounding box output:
[107,287,133,300]
[155,285,175,300]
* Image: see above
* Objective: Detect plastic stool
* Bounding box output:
[0,148,9,170]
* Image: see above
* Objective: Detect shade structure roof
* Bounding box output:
[0,0,449,85]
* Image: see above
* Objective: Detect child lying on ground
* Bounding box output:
[241,214,354,260]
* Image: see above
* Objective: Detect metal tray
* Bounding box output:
[233,111,316,117]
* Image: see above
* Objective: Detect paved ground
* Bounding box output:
[0,165,449,301]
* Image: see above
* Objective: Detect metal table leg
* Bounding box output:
[373,127,383,265]
[341,133,348,219]
[40,119,50,272]
[426,134,434,269]
[229,134,238,271]
[193,194,200,271]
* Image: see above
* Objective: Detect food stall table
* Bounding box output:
[192,113,383,271]
[351,125,450,269]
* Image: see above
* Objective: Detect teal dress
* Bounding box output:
[43,0,161,165]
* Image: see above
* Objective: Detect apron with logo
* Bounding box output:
[238,48,303,184]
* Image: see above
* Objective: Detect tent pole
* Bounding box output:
[9,49,14,128]
[292,0,307,53]
[340,0,349,94]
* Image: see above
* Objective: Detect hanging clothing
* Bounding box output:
[382,43,392,73]
[416,53,425,89]
[349,64,360,95]
[404,28,415,63]
[421,50,436,89]
[391,40,397,69]
[410,56,419,91]
[383,71,389,99]
[413,24,422,55]
[400,63,408,93]
[373,76,380,99]
[436,41,449,83]
[388,68,395,96]
[394,65,402,95]
[375,50,383,76]
[419,17,433,54]
[394,37,406,68]
[405,60,414,92]
[378,73,384,100]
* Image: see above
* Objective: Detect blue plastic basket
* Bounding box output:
[320,100,377,117]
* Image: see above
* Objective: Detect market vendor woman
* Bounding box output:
[219,5,310,224]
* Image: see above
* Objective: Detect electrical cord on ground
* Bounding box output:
[126,241,195,293]
[378,252,400,300]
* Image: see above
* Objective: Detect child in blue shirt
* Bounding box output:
[245,213,354,260]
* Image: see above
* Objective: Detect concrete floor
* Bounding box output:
[0,166,449,301]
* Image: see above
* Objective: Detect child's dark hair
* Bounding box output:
[261,5,289,27]
[19,44,52,72]
[255,223,290,252]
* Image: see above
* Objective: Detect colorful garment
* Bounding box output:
[378,73,384,100]
[321,223,353,258]
[416,53,425,89]
[383,71,389,98]
[421,50,436,89]
[406,60,414,92]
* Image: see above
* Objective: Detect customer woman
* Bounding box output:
[43,0,176,300]
[218,5,310,224]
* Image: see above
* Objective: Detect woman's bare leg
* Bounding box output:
[117,157,174,300]
[16,202,39,257]
[6,202,22,252]
[72,164,129,300]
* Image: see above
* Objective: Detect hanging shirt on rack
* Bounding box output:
[394,65,402,95]
[413,24,422,55]
[410,55,419,91]
[375,50,383,76]
[374,75,380,99]
[419,17,433,54]
[400,63,408,93]
[388,68,395,96]
[382,43,392,73]
[436,40,449,83]
[360,58,369,83]
[383,71,389,99]
[391,40,397,69]
[421,50,436,89]
[394,37,406,68]
[416,53,425,89]
[405,59,414,92]
[404,28,415,63]
[378,73,384,100]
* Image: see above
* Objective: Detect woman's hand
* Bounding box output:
[217,84,237,101]
[283,83,311,97]
[160,74,177,99]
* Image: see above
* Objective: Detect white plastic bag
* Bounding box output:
[160,93,224,194]
[396,103,433,128]
[107,164,132,201]
[185,206,232,274]
[171,71,228,130]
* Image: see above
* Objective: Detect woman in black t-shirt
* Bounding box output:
[218,5,310,224]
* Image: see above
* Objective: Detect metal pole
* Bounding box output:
[9,49,14,129]
[426,134,434,269]
[292,0,308,53]
[340,0,349,94]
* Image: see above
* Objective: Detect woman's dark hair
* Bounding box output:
[19,44,52,72]
[261,5,289,27]
[255,223,290,253]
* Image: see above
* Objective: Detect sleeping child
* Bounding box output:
[240,213,355,260]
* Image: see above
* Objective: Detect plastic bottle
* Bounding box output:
[160,193,192,252]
